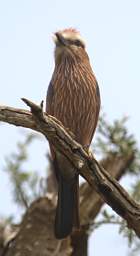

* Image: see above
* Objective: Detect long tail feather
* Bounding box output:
[54,160,79,239]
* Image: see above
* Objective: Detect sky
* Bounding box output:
[0,0,140,255]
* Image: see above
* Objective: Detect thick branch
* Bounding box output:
[71,154,135,256]
[79,153,135,226]
[0,105,38,131]
[5,198,72,256]
[0,100,140,237]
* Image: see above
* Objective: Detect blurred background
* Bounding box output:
[0,1,140,255]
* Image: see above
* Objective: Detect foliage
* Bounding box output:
[93,114,140,252]
[95,114,140,175]
[4,133,47,209]
[92,210,136,248]
[96,114,136,154]
[2,114,140,255]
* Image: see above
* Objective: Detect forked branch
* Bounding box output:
[0,99,140,237]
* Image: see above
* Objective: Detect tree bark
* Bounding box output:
[79,153,134,225]
[72,153,134,255]
[0,100,140,237]
[0,154,134,256]
[0,100,140,255]
[5,198,71,256]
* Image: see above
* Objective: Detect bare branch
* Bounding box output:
[79,153,135,226]
[0,100,140,238]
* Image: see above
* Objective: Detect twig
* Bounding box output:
[0,100,140,238]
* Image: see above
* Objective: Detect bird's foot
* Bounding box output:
[83,145,93,159]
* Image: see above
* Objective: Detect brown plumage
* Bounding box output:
[46,28,100,239]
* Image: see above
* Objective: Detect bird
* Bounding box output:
[46,28,100,239]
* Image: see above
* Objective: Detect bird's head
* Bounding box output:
[53,28,88,64]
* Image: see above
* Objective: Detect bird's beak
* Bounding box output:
[54,33,67,46]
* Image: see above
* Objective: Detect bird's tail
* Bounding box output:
[54,162,79,239]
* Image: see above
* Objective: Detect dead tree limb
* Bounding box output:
[79,153,135,226]
[0,100,140,238]
[0,154,134,256]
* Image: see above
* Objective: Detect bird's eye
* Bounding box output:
[74,40,84,48]
[75,40,80,46]
[67,39,85,48]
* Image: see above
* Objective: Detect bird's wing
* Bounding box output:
[46,81,54,114]
[89,81,101,144]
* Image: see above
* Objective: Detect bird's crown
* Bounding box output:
[53,28,85,48]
